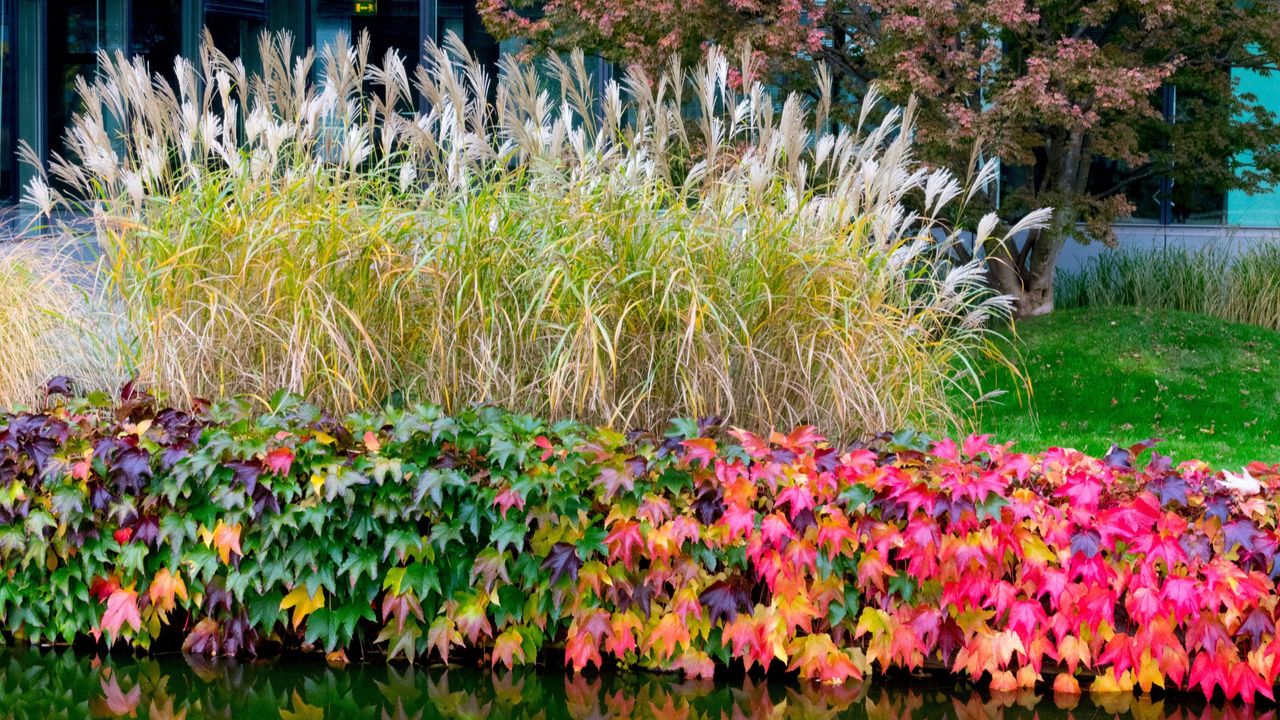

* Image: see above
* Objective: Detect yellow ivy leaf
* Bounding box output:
[148,568,188,614]
[1136,650,1165,692]
[280,586,325,629]
[278,691,325,720]
[198,521,242,564]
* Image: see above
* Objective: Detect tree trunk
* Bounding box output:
[985,127,1088,318]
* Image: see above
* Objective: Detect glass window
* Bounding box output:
[317,0,420,68]
[0,0,14,201]
[438,0,499,89]
[48,0,104,160]
[1087,158,1164,225]
[131,0,182,75]
[206,12,266,70]
[1229,67,1280,227]
[1086,84,1230,227]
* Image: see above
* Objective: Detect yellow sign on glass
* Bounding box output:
[354,1,377,15]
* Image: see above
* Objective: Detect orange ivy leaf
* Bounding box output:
[427,616,461,664]
[787,633,867,684]
[644,614,691,661]
[199,521,242,564]
[1052,673,1081,695]
[680,438,717,467]
[565,626,603,673]
[1057,635,1091,674]
[147,568,188,615]
[605,520,644,571]
[491,627,525,669]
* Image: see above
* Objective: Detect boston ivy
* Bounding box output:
[1,381,1279,701]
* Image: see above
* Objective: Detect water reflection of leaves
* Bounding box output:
[0,650,1276,720]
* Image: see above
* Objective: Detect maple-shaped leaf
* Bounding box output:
[377,620,422,663]
[381,592,425,634]
[1052,673,1081,695]
[278,691,325,720]
[1057,635,1091,674]
[492,486,526,519]
[564,625,603,672]
[491,627,526,668]
[1148,474,1189,507]
[100,588,142,642]
[595,467,635,500]
[92,676,141,717]
[44,376,75,396]
[111,446,152,495]
[988,670,1018,693]
[699,577,752,625]
[542,542,583,586]
[1135,651,1165,693]
[605,520,645,571]
[644,613,691,660]
[280,585,325,629]
[607,612,642,657]
[223,460,261,494]
[454,594,493,644]
[780,426,824,453]
[199,520,242,564]
[1189,649,1227,700]
[856,549,897,593]
[1103,444,1135,470]
[670,648,716,679]
[1240,608,1276,646]
[1069,529,1102,558]
[181,618,221,655]
[426,616,461,664]
[691,486,725,525]
[788,633,865,684]
[932,437,960,461]
[90,575,121,603]
[264,447,294,476]
[729,428,772,459]
[680,437,718,467]
[1224,519,1260,553]
[147,567,188,614]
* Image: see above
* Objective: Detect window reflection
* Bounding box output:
[0,0,13,201]
[48,0,103,160]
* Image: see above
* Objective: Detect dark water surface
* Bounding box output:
[0,649,1263,719]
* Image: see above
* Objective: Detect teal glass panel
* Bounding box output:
[1229,66,1280,227]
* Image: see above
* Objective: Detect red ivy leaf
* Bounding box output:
[264,447,294,476]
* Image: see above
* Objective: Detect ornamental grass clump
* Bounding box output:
[25,32,1042,436]
[1058,243,1280,331]
[0,244,121,408]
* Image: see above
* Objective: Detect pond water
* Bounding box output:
[0,649,1259,719]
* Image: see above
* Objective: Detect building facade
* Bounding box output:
[0,0,504,204]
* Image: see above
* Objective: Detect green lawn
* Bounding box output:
[968,306,1280,469]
